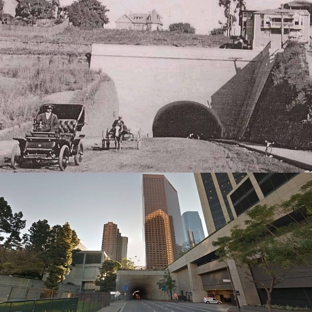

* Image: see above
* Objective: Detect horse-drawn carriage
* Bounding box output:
[97,125,141,151]
[11,103,85,171]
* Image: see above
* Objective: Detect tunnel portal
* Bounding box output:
[152,101,223,139]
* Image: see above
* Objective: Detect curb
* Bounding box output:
[212,139,312,171]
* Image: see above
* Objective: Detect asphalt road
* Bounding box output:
[120,300,230,312]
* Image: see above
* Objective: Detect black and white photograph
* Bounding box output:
[1,0,312,312]
[0,0,311,171]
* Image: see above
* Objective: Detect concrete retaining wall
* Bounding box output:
[0,275,78,301]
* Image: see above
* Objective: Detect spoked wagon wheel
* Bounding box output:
[58,145,70,171]
[11,145,22,169]
[74,142,83,165]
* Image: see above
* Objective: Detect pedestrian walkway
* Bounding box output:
[98,300,126,312]
[241,143,312,171]
[213,139,312,171]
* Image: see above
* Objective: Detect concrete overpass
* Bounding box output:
[90,44,273,139]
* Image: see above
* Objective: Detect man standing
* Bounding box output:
[36,104,59,132]
[112,116,125,129]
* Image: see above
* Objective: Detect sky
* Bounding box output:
[4,0,290,35]
[0,172,206,266]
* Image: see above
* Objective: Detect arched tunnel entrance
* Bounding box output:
[152,101,223,140]
[117,270,165,300]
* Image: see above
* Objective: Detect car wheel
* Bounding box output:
[74,142,83,165]
[11,145,21,169]
[59,145,70,171]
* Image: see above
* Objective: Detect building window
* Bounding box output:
[216,173,234,221]
[72,253,84,265]
[232,173,247,185]
[85,253,102,264]
[201,173,226,230]
[230,178,259,216]
[254,173,298,197]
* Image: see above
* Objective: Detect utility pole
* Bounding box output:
[281,11,284,48]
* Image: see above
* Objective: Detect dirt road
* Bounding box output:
[0,138,299,172]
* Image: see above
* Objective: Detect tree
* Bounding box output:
[212,182,312,312]
[0,246,45,278]
[0,0,4,14]
[23,219,52,278]
[156,269,176,300]
[218,0,246,36]
[120,257,135,270]
[0,197,26,249]
[169,22,195,34]
[95,259,121,292]
[15,0,55,22]
[67,0,109,28]
[44,222,80,289]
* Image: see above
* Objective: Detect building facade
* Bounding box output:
[194,173,247,234]
[181,211,205,246]
[169,173,311,307]
[116,9,163,31]
[143,174,184,270]
[63,250,107,292]
[240,8,310,50]
[101,222,127,262]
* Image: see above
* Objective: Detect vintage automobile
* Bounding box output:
[11,103,85,171]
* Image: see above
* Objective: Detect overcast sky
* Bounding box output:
[4,0,289,34]
[0,172,206,266]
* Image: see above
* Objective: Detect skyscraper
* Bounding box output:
[194,172,298,234]
[142,174,184,270]
[181,211,205,246]
[101,222,127,262]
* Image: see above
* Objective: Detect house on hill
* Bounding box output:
[116,9,163,31]
[240,8,310,50]
[282,0,312,24]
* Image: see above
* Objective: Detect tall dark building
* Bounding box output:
[182,211,205,246]
[142,174,184,270]
[101,222,127,262]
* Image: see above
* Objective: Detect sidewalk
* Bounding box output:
[214,139,312,171]
[227,305,308,312]
[98,300,126,312]
[241,143,312,171]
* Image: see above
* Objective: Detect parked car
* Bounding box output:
[204,297,222,304]
[219,36,250,49]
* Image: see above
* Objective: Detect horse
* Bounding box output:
[112,125,123,151]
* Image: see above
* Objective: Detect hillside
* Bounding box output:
[0,25,229,55]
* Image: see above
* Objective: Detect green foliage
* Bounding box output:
[120,257,135,270]
[15,0,55,23]
[169,23,195,34]
[95,259,120,292]
[44,222,80,289]
[212,182,312,312]
[0,197,26,249]
[67,0,109,29]
[0,246,44,278]
[156,270,176,300]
